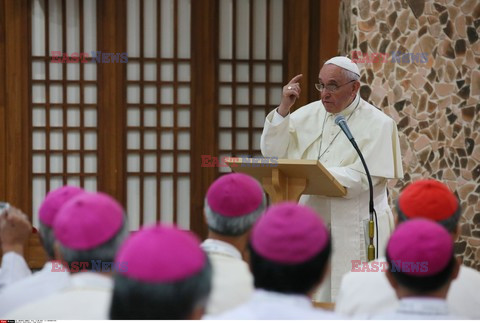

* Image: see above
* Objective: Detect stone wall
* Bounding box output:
[339,0,480,270]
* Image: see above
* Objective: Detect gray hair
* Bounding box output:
[39,222,56,259]
[59,215,129,265]
[204,194,267,236]
[110,256,212,319]
[340,68,360,82]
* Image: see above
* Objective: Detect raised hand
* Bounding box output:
[278,74,303,117]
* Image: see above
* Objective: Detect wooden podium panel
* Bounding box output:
[224,158,346,203]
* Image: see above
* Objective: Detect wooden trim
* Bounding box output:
[0,0,6,201]
[284,0,310,110]
[4,0,31,212]
[97,0,127,205]
[190,0,219,239]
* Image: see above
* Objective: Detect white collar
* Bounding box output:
[201,239,242,259]
[252,289,313,309]
[397,297,450,316]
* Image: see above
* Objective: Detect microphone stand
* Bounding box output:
[335,115,378,261]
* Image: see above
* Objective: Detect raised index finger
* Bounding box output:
[287,74,303,85]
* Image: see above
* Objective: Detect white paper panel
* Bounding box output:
[177,109,190,127]
[253,0,267,60]
[144,86,157,104]
[67,154,80,172]
[49,108,62,126]
[84,109,97,127]
[178,86,190,105]
[50,131,63,150]
[32,130,46,150]
[127,85,140,104]
[270,0,283,60]
[219,86,232,105]
[83,0,97,53]
[219,131,232,150]
[67,63,80,80]
[33,154,46,173]
[127,131,140,149]
[144,154,157,172]
[127,154,140,172]
[177,0,191,59]
[160,0,174,58]
[253,87,266,105]
[84,131,97,150]
[84,154,97,173]
[67,108,80,126]
[127,176,140,230]
[144,108,157,127]
[84,177,97,192]
[160,108,174,127]
[144,131,157,150]
[219,108,232,127]
[144,0,157,58]
[67,131,81,150]
[253,64,266,82]
[49,0,62,52]
[32,62,46,80]
[177,131,190,150]
[66,0,80,53]
[160,177,173,224]
[32,108,46,127]
[177,154,190,172]
[127,108,140,127]
[161,131,173,150]
[128,62,140,80]
[84,86,97,104]
[160,154,173,172]
[50,62,62,80]
[236,109,249,127]
[50,154,63,173]
[219,0,233,59]
[236,0,250,59]
[32,85,46,104]
[32,177,46,227]
[143,177,157,225]
[236,132,249,150]
[144,62,157,81]
[32,0,45,56]
[253,109,266,127]
[67,85,80,104]
[236,64,249,82]
[50,85,63,103]
[176,178,190,229]
[177,63,190,82]
[236,86,249,105]
[161,63,174,81]
[127,0,140,57]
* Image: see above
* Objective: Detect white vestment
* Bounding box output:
[368,297,463,320]
[0,252,31,289]
[261,94,403,301]
[336,258,480,319]
[5,272,112,320]
[201,239,254,315]
[0,261,70,315]
[207,289,342,320]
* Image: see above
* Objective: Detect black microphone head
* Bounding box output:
[334,115,346,125]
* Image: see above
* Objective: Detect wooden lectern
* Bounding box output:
[224,157,346,203]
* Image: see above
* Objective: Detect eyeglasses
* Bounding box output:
[315,80,356,93]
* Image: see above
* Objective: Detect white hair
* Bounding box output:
[204,194,267,236]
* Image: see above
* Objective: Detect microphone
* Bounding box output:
[334,115,354,141]
[334,115,378,261]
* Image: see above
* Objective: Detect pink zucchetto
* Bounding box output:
[206,173,264,217]
[251,202,329,264]
[387,219,453,277]
[38,186,84,227]
[54,192,124,250]
[115,225,206,283]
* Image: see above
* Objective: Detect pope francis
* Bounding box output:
[260,56,403,301]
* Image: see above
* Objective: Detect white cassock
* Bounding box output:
[0,252,31,289]
[368,298,464,320]
[207,289,343,320]
[5,272,112,320]
[336,257,480,319]
[201,239,254,315]
[0,261,70,315]
[261,94,403,301]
